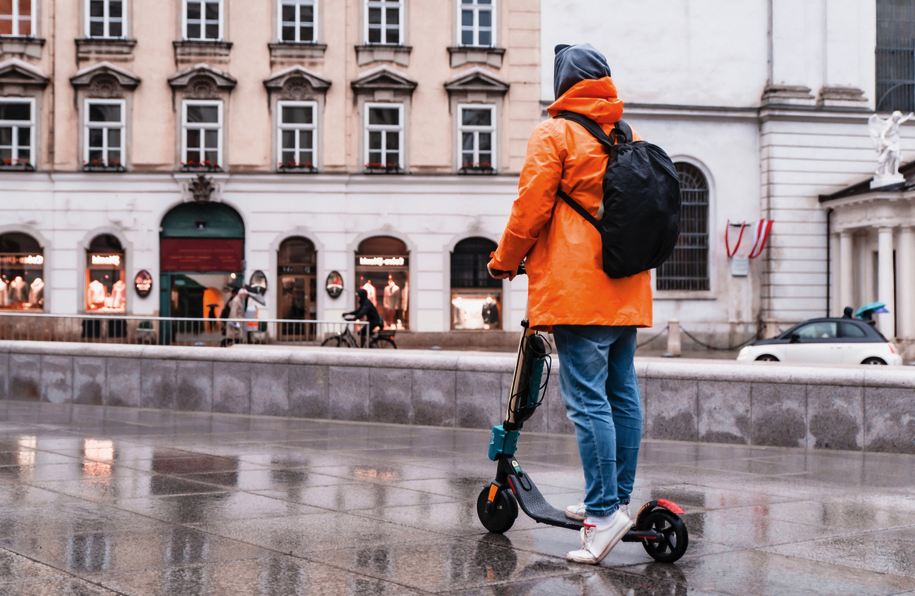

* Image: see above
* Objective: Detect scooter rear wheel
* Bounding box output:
[639,509,689,563]
[476,486,518,534]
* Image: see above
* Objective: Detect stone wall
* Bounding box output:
[0,341,912,454]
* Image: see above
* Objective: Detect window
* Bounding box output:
[876,0,915,112]
[364,103,403,172]
[451,237,501,330]
[0,0,34,36]
[0,98,35,169]
[656,163,710,291]
[794,322,837,340]
[86,0,125,38]
[365,0,401,45]
[183,0,222,41]
[279,0,316,43]
[458,104,495,172]
[277,101,316,171]
[181,100,222,169]
[0,232,44,311]
[839,322,868,339]
[84,100,125,170]
[459,0,494,47]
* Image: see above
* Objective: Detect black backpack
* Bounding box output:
[555,111,680,279]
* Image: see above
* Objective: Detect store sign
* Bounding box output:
[160,238,244,272]
[279,265,313,275]
[0,254,43,266]
[325,270,344,299]
[134,269,153,298]
[91,254,121,267]
[358,256,405,267]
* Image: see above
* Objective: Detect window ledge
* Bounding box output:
[269,41,327,62]
[173,40,233,64]
[180,163,224,173]
[277,164,319,174]
[458,166,497,175]
[0,162,35,172]
[75,38,137,59]
[654,290,716,301]
[0,36,45,59]
[355,44,412,67]
[448,46,505,68]
[83,163,127,172]
[363,165,405,174]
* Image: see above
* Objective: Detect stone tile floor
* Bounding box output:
[0,402,912,595]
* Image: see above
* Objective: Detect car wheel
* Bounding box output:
[755,354,779,362]
[861,357,887,365]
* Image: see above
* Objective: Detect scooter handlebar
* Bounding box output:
[490,261,526,278]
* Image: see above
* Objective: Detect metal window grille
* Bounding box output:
[656,163,709,292]
[876,0,915,112]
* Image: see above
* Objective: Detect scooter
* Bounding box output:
[476,268,689,563]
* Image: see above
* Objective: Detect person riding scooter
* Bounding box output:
[345,289,384,347]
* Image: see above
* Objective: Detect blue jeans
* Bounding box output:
[553,325,642,517]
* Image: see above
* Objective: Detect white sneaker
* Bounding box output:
[565,502,629,522]
[566,509,634,565]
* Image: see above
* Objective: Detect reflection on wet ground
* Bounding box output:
[0,402,912,594]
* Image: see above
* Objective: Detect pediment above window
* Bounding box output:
[444,69,509,96]
[351,68,417,95]
[70,63,140,93]
[168,64,237,93]
[264,66,331,99]
[0,59,49,88]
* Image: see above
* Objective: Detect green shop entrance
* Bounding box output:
[159,202,245,344]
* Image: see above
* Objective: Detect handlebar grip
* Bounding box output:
[491,261,527,277]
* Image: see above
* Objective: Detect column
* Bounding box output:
[877,227,896,339]
[839,231,854,312]
[897,227,915,340]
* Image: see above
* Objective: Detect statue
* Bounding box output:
[868,110,914,187]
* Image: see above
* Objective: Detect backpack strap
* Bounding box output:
[557,188,601,230]
[555,110,632,146]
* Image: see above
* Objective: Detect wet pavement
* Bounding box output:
[0,402,912,595]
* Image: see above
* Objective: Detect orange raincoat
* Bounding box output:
[490,77,652,330]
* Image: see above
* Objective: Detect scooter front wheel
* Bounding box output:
[476,485,518,534]
[639,509,689,563]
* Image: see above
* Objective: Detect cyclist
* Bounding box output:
[344,289,384,347]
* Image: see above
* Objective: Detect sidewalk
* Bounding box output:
[0,402,912,594]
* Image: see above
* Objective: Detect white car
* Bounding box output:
[737,318,902,366]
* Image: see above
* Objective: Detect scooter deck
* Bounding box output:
[507,473,583,531]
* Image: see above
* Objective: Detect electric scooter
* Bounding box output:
[476,267,689,563]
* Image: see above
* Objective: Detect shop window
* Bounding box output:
[86,0,126,38]
[277,236,317,339]
[84,99,125,171]
[0,0,34,37]
[364,103,403,173]
[85,234,125,313]
[183,0,223,41]
[181,100,222,170]
[0,232,43,311]
[451,237,501,330]
[277,100,316,172]
[365,0,401,45]
[355,236,408,330]
[656,163,710,292]
[0,98,35,170]
[459,0,494,47]
[279,0,316,43]
[458,104,495,173]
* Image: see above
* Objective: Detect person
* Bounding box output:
[488,43,651,565]
[345,288,384,347]
[222,288,247,347]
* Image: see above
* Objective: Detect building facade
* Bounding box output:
[542,0,915,357]
[0,0,540,337]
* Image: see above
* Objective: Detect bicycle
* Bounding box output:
[321,315,397,349]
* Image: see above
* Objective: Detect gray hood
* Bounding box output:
[553,43,612,99]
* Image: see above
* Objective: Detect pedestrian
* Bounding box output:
[488,43,651,564]
[223,287,247,346]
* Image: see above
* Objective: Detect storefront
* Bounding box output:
[0,232,44,311]
[277,236,317,338]
[355,236,409,330]
[159,202,245,343]
[85,234,126,313]
[450,237,501,330]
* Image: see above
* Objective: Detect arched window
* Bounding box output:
[277,236,317,338]
[86,234,126,313]
[0,232,44,311]
[657,163,710,291]
[355,235,409,329]
[451,237,501,330]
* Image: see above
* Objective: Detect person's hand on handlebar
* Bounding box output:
[487,259,525,280]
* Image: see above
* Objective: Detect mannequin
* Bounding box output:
[482,296,500,329]
[8,276,27,304]
[110,279,126,311]
[87,279,107,310]
[0,276,7,307]
[28,277,44,307]
[382,276,401,328]
[361,279,377,307]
